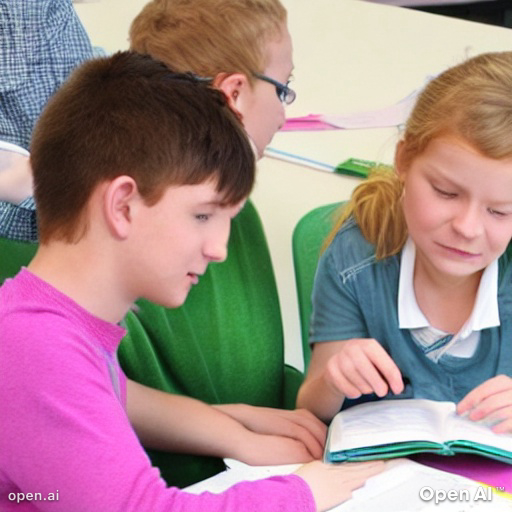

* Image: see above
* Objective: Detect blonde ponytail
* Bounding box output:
[325,166,407,259]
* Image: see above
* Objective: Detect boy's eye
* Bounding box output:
[195,214,210,222]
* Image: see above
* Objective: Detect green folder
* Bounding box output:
[334,157,376,178]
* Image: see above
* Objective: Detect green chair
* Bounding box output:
[118,199,304,488]
[292,202,344,369]
[0,237,38,284]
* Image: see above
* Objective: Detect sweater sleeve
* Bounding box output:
[310,241,369,344]
[0,301,314,511]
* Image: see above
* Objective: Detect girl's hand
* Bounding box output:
[297,338,404,422]
[457,375,512,433]
[323,338,404,400]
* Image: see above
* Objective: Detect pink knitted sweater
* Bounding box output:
[0,269,314,511]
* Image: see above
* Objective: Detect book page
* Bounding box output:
[328,399,455,452]
[446,412,512,454]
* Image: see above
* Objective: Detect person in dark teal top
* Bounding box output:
[298,52,512,436]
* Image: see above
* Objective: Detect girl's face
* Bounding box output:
[397,135,512,283]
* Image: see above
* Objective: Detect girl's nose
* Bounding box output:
[452,203,484,239]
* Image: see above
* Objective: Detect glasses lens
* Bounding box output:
[254,72,295,105]
[284,88,296,105]
[276,86,286,103]
[278,85,295,105]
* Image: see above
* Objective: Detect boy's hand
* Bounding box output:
[232,432,320,466]
[215,404,326,460]
[324,338,404,400]
[457,375,512,433]
[295,460,385,512]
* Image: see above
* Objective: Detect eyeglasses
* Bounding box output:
[253,72,296,105]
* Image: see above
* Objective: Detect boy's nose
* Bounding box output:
[204,226,230,263]
[207,243,228,263]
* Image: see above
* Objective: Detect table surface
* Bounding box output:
[185,458,512,510]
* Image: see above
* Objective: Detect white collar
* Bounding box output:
[398,237,500,336]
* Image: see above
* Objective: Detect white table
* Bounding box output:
[185,458,512,511]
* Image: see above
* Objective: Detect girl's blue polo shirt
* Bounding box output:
[310,217,512,409]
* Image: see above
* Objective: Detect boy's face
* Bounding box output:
[240,23,294,158]
[127,179,244,308]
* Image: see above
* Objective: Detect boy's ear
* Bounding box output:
[103,176,139,239]
[213,72,250,116]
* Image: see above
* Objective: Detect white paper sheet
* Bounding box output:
[185,458,511,511]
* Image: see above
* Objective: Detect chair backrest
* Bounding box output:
[292,202,343,369]
[0,237,38,285]
[118,199,302,488]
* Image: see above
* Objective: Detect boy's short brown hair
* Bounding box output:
[129,0,287,83]
[30,51,255,244]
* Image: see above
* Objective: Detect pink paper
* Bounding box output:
[281,114,340,131]
[413,453,512,492]
[281,83,424,132]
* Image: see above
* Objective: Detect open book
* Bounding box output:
[325,399,512,464]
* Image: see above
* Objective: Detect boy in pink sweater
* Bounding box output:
[0,51,382,511]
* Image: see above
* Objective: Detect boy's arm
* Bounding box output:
[214,403,327,459]
[3,320,320,512]
[126,380,386,510]
[126,378,322,465]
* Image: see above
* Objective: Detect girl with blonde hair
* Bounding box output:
[298,52,512,434]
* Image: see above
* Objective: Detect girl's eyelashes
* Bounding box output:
[487,208,508,218]
[432,184,510,217]
[432,185,457,198]
[195,214,211,222]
